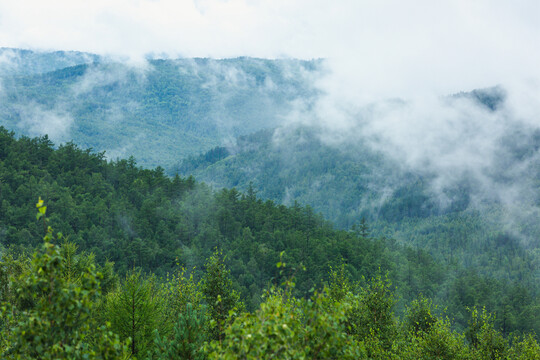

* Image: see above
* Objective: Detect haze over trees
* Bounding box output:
[0,48,320,169]
[0,49,539,358]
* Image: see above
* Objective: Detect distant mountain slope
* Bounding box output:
[0,47,101,75]
[177,127,422,226]
[177,125,473,227]
[177,110,540,285]
[178,87,537,228]
[0,49,321,169]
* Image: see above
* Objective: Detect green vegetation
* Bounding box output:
[1,200,127,359]
[2,219,539,358]
[0,127,539,357]
[0,49,320,169]
[180,126,540,335]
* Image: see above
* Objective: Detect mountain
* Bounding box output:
[176,100,540,288]
[0,126,438,311]
[1,49,539,337]
[0,47,101,75]
[176,127,417,226]
[1,126,538,336]
[0,49,321,169]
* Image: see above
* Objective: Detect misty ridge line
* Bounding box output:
[183,64,539,250]
[0,48,321,168]
[2,48,540,247]
[278,69,540,244]
[0,50,536,179]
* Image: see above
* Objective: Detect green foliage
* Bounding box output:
[347,274,398,350]
[0,127,396,310]
[106,271,167,357]
[163,266,204,321]
[208,288,299,359]
[401,317,470,360]
[201,250,244,341]
[1,200,539,358]
[0,126,538,359]
[0,253,28,351]
[327,262,352,302]
[299,289,363,359]
[2,126,539,337]
[148,303,207,360]
[0,200,126,359]
[507,334,540,360]
[405,295,438,335]
[209,287,363,359]
[466,307,508,359]
[2,52,540,346]
[184,125,540,335]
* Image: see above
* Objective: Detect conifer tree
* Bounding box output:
[201,250,244,342]
[106,271,167,356]
[148,303,207,360]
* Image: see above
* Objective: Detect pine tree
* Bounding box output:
[106,270,167,356]
[201,250,244,342]
[148,303,207,360]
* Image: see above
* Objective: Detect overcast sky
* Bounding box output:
[1,0,539,97]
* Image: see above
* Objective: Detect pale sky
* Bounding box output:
[1,0,539,97]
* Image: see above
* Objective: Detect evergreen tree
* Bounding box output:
[106,270,167,356]
[201,250,244,342]
[148,303,207,360]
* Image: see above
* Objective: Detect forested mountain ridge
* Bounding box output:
[177,111,540,332]
[177,87,513,228]
[0,48,320,169]
[0,126,403,304]
[1,48,539,358]
[1,127,539,358]
[0,47,102,76]
[0,127,538,336]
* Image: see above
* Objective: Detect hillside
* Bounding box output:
[1,48,539,342]
[0,49,320,169]
[177,112,540,300]
[1,127,539,336]
[0,47,101,75]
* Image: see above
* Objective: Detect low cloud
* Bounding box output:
[2,0,539,240]
[16,102,74,143]
[0,48,20,73]
[71,61,150,96]
[287,75,540,243]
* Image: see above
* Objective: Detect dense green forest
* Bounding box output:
[178,123,540,296]
[0,126,435,309]
[0,51,538,358]
[1,127,539,358]
[0,49,320,169]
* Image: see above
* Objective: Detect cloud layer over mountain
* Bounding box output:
[1,1,539,98]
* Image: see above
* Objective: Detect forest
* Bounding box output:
[0,48,320,169]
[0,127,539,358]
